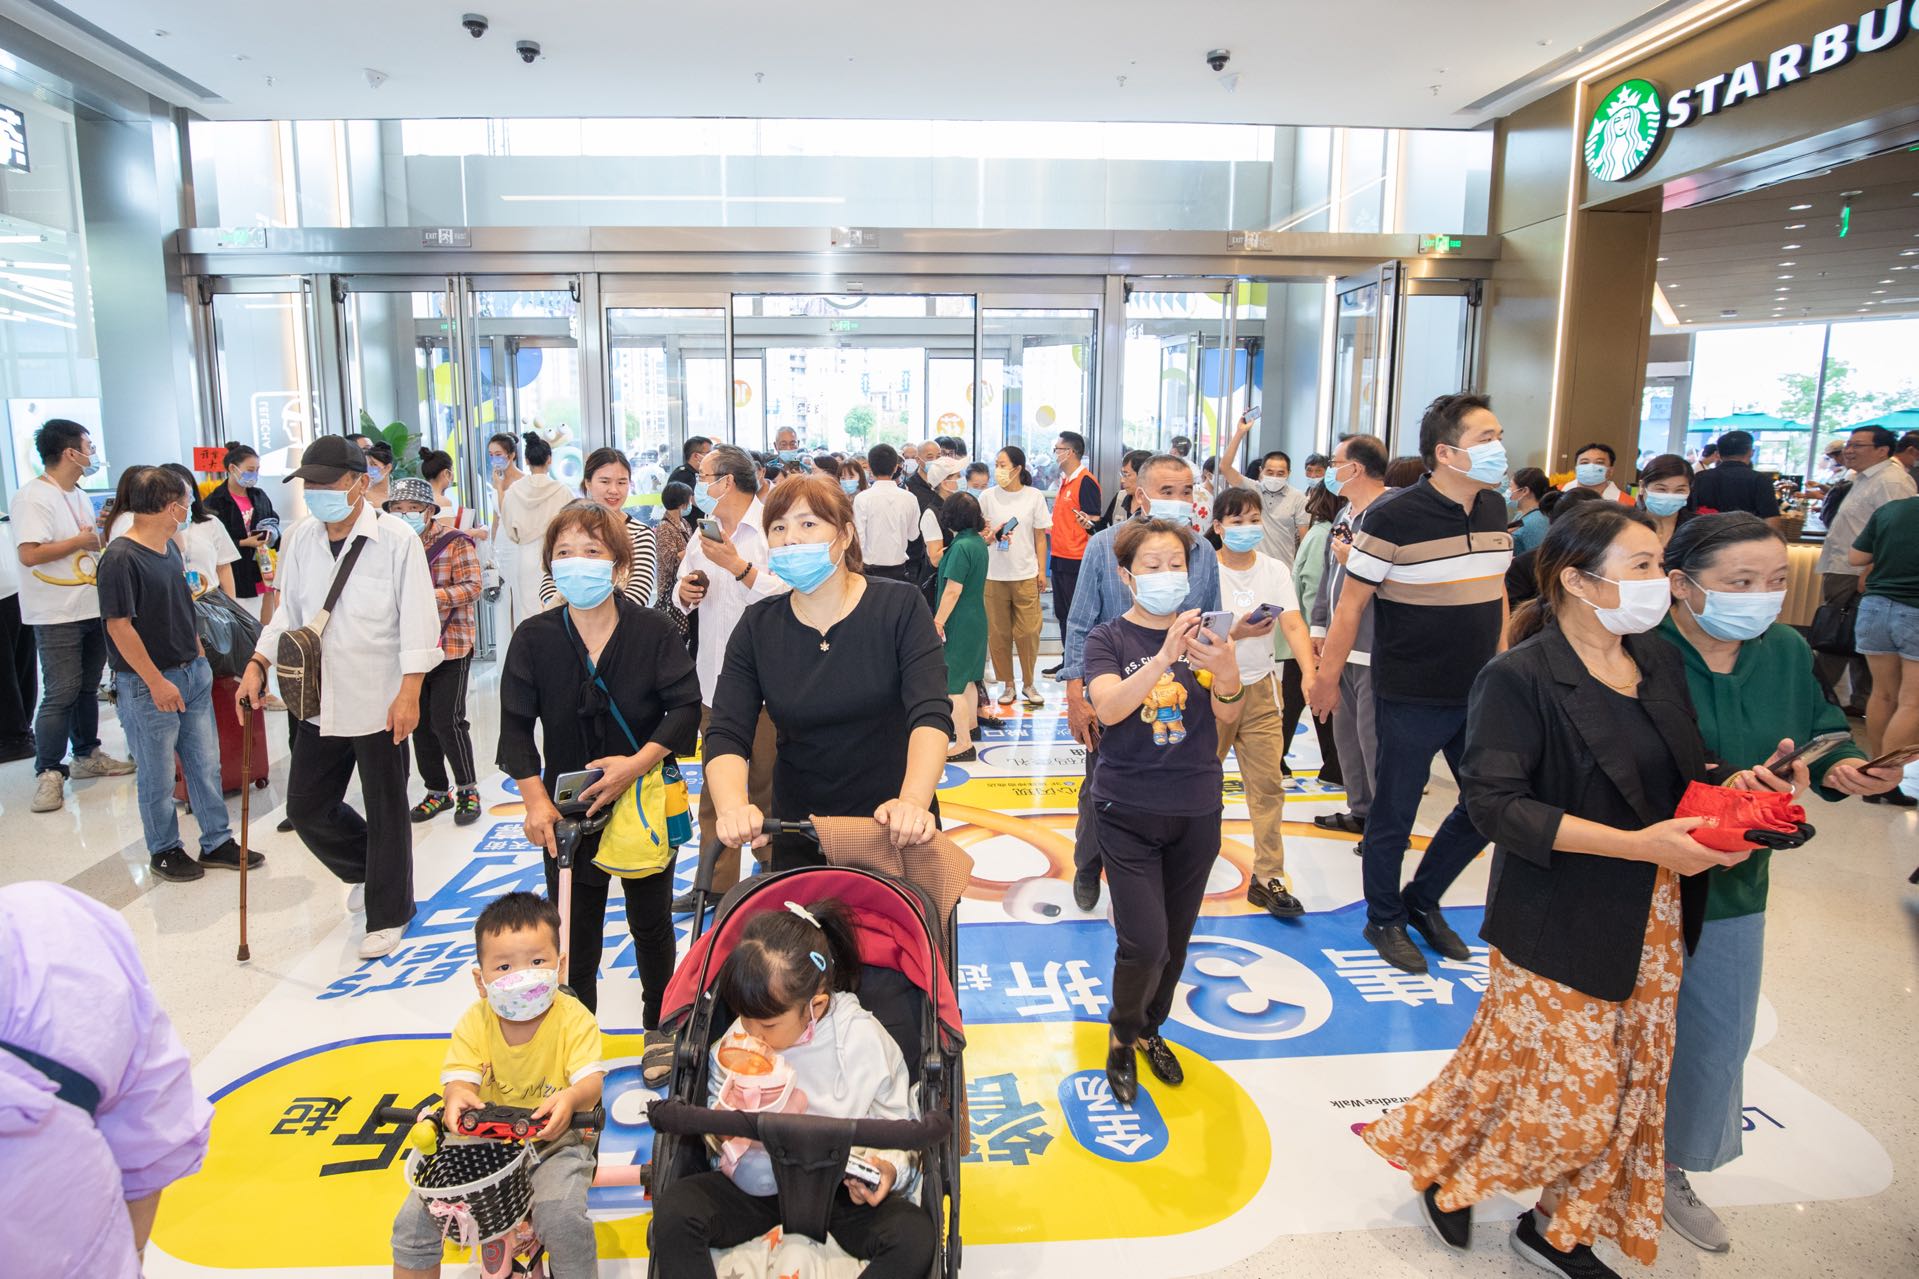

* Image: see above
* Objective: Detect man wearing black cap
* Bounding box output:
[237,436,442,961]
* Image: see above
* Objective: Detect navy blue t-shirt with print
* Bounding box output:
[1083,615,1222,817]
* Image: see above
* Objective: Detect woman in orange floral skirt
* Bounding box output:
[1364,504,1760,1278]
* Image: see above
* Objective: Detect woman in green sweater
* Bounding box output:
[1655,513,1903,1252]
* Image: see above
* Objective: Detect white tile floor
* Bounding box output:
[5,660,1915,1277]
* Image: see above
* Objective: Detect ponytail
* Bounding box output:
[715,897,863,1022]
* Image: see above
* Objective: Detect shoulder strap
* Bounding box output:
[312,535,370,633]
[564,610,642,752]
[424,530,466,569]
[0,1038,101,1117]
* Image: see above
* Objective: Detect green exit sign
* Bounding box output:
[830,319,860,332]
[1419,234,1464,255]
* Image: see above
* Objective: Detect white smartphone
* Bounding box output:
[1199,610,1233,642]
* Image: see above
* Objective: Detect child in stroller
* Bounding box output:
[650,897,937,1278]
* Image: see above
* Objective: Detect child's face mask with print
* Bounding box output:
[472,924,562,1022]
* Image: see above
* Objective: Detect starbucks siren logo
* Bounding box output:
[1584,79,1664,182]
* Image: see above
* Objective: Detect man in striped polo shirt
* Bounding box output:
[1308,393,1513,974]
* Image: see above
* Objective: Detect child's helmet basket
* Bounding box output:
[404,1141,537,1248]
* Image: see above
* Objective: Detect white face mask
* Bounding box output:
[1579,574,1670,636]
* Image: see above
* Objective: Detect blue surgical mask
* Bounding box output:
[693,480,718,510]
[305,488,356,524]
[235,470,259,488]
[1443,440,1508,487]
[1129,570,1189,616]
[768,541,838,594]
[1645,491,1688,517]
[840,478,860,496]
[1147,498,1193,525]
[552,557,616,608]
[367,464,385,484]
[490,455,508,474]
[1322,463,1349,497]
[900,458,920,478]
[1575,462,1609,487]
[1686,578,1785,642]
[80,454,102,478]
[398,511,427,534]
[1221,526,1264,553]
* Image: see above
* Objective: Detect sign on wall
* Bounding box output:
[0,104,27,173]
[1584,0,1919,182]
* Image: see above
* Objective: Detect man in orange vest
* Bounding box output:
[1043,431,1101,678]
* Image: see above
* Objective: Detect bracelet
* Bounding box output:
[1213,683,1245,703]
[734,563,752,583]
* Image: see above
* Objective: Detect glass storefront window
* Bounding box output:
[607,305,727,507]
[468,289,585,488]
[982,309,1096,491]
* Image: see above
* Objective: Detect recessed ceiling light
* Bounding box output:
[1873,289,1887,294]
[1785,224,1807,231]
[1903,249,1919,256]
[1841,189,1863,198]
[1880,279,1894,284]
[1782,243,1803,250]
[1779,261,1796,267]
[1789,203,1813,211]
[1656,256,1668,262]
[1777,274,1794,280]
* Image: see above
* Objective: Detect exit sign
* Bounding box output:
[830,319,860,333]
[1419,234,1464,255]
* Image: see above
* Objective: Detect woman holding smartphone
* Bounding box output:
[498,501,699,1077]
[1653,513,1900,1252]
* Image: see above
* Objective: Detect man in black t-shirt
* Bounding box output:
[97,467,255,883]
[1308,393,1513,975]
[1689,430,1780,519]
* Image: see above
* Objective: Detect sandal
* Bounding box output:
[642,1029,675,1086]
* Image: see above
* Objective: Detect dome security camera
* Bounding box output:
[515,39,541,64]
[1206,48,1231,72]
[461,13,488,38]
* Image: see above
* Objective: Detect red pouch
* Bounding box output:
[1675,781,1809,852]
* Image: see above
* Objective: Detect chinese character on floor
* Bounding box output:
[964,1072,1053,1166]
[319,1093,437,1176]
[1322,948,1474,1007]
[271,1096,350,1136]
[1071,1074,1156,1158]
[1005,959,1108,1018]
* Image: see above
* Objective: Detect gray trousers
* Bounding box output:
[392,1134,595,1275]
[1332,663,1378,820]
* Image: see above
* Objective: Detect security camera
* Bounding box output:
[1206,48,1231,72]
[461,13,488,38]
[515,39,540,64]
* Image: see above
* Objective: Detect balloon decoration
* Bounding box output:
[1034,405,1057,428]
[937,412,966,434]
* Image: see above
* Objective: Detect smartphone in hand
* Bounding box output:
[1761,730,1853,774]
[1199,609,1234,642]
[699,518,723,541]
[1243,602,1282,627]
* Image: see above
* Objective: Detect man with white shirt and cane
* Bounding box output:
[236,436,441,961]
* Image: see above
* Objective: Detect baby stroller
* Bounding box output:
[644,816,970,1278]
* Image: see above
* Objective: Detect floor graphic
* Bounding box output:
[145,703,1892,1276]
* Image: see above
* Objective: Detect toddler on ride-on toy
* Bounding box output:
[391,892,604,1279]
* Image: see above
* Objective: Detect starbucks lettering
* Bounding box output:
[1585,0,1917,180]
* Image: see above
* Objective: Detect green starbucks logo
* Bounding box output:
[1584,79,1664,182]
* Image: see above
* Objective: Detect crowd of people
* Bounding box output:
[2,400,1913,1279]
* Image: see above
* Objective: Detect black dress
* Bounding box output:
[202,483,278,600]
[497,596,701,1023]
[704,577,953,868]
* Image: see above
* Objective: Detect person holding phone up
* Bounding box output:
[1211,488,1316,918]
[498,502,700,1074]
[1652,513,1901,1253]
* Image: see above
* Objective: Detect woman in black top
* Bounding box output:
[499,501,700,1048]
[201,441,279,616]
[1363,504,1756,1276]
[706,473,952,870]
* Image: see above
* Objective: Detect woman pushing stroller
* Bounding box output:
[649,898,937,1277]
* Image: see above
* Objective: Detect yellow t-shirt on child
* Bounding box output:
[441,991,604,1106]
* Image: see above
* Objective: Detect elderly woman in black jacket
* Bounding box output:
[1363,504,1759,1279]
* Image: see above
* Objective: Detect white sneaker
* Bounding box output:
[30,769,64,813]
[347,883,365,914]
[357,926,403,959]
[1664,1166,1730,1252]
[70,749,136,778]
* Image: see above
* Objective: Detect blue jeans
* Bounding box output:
[32,618,105,774]
[113,657,232,856]
[1666,911,1767,1171]
[1358,695,1488,928]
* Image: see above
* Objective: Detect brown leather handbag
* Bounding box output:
[276,536,369,720]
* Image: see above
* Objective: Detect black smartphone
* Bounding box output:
[1761,730,1853,774]
[552,768,605,809]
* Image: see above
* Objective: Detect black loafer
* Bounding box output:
[1247,876,1305,918]
[1420,1182,1472,1250]
[276,816,296,834]
[670,889,700,916]
[1105,1041,1138,1106]
[1072,864,1101,911]
[1363,922,1429,973]
[1408,906,1471,961]
[947,747,978,763]
[1137,1034,1184,1086]
[977,714,1006,730]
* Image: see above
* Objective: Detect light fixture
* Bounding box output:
[1782,243,1802,249]
[1777,274,1793,280]
[1880,279,1894,284]
[1656,256,1668,262]
[1873,289,1887,294]
[1785,224,1807,230]
[1789,203,1813,211]
[1779,261,1796,267]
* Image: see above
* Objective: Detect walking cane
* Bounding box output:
[237,698,253,963]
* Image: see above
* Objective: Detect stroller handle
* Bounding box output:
[692,817,818,893]
[645,1098,949,1150]
[374,1103,607,1132]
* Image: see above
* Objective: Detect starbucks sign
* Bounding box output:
[1583,79,1664,181]
[1585,1,1919,183]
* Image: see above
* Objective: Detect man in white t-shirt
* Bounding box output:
[854,444,940,585]
[10,419,136,812]
[0,517,33,759]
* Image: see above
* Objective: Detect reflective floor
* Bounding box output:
[5,657,1914,1277]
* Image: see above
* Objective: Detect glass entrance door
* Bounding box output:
[337,277,460,463]
[981,305,1097,493]
[1389,279,1480,455]
[732,293,977,456]
[1331,266,1393,446]
[1121,285,1234,461]
[204,278,321,521]
[466,284,586,488]
[604,297,728,512]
